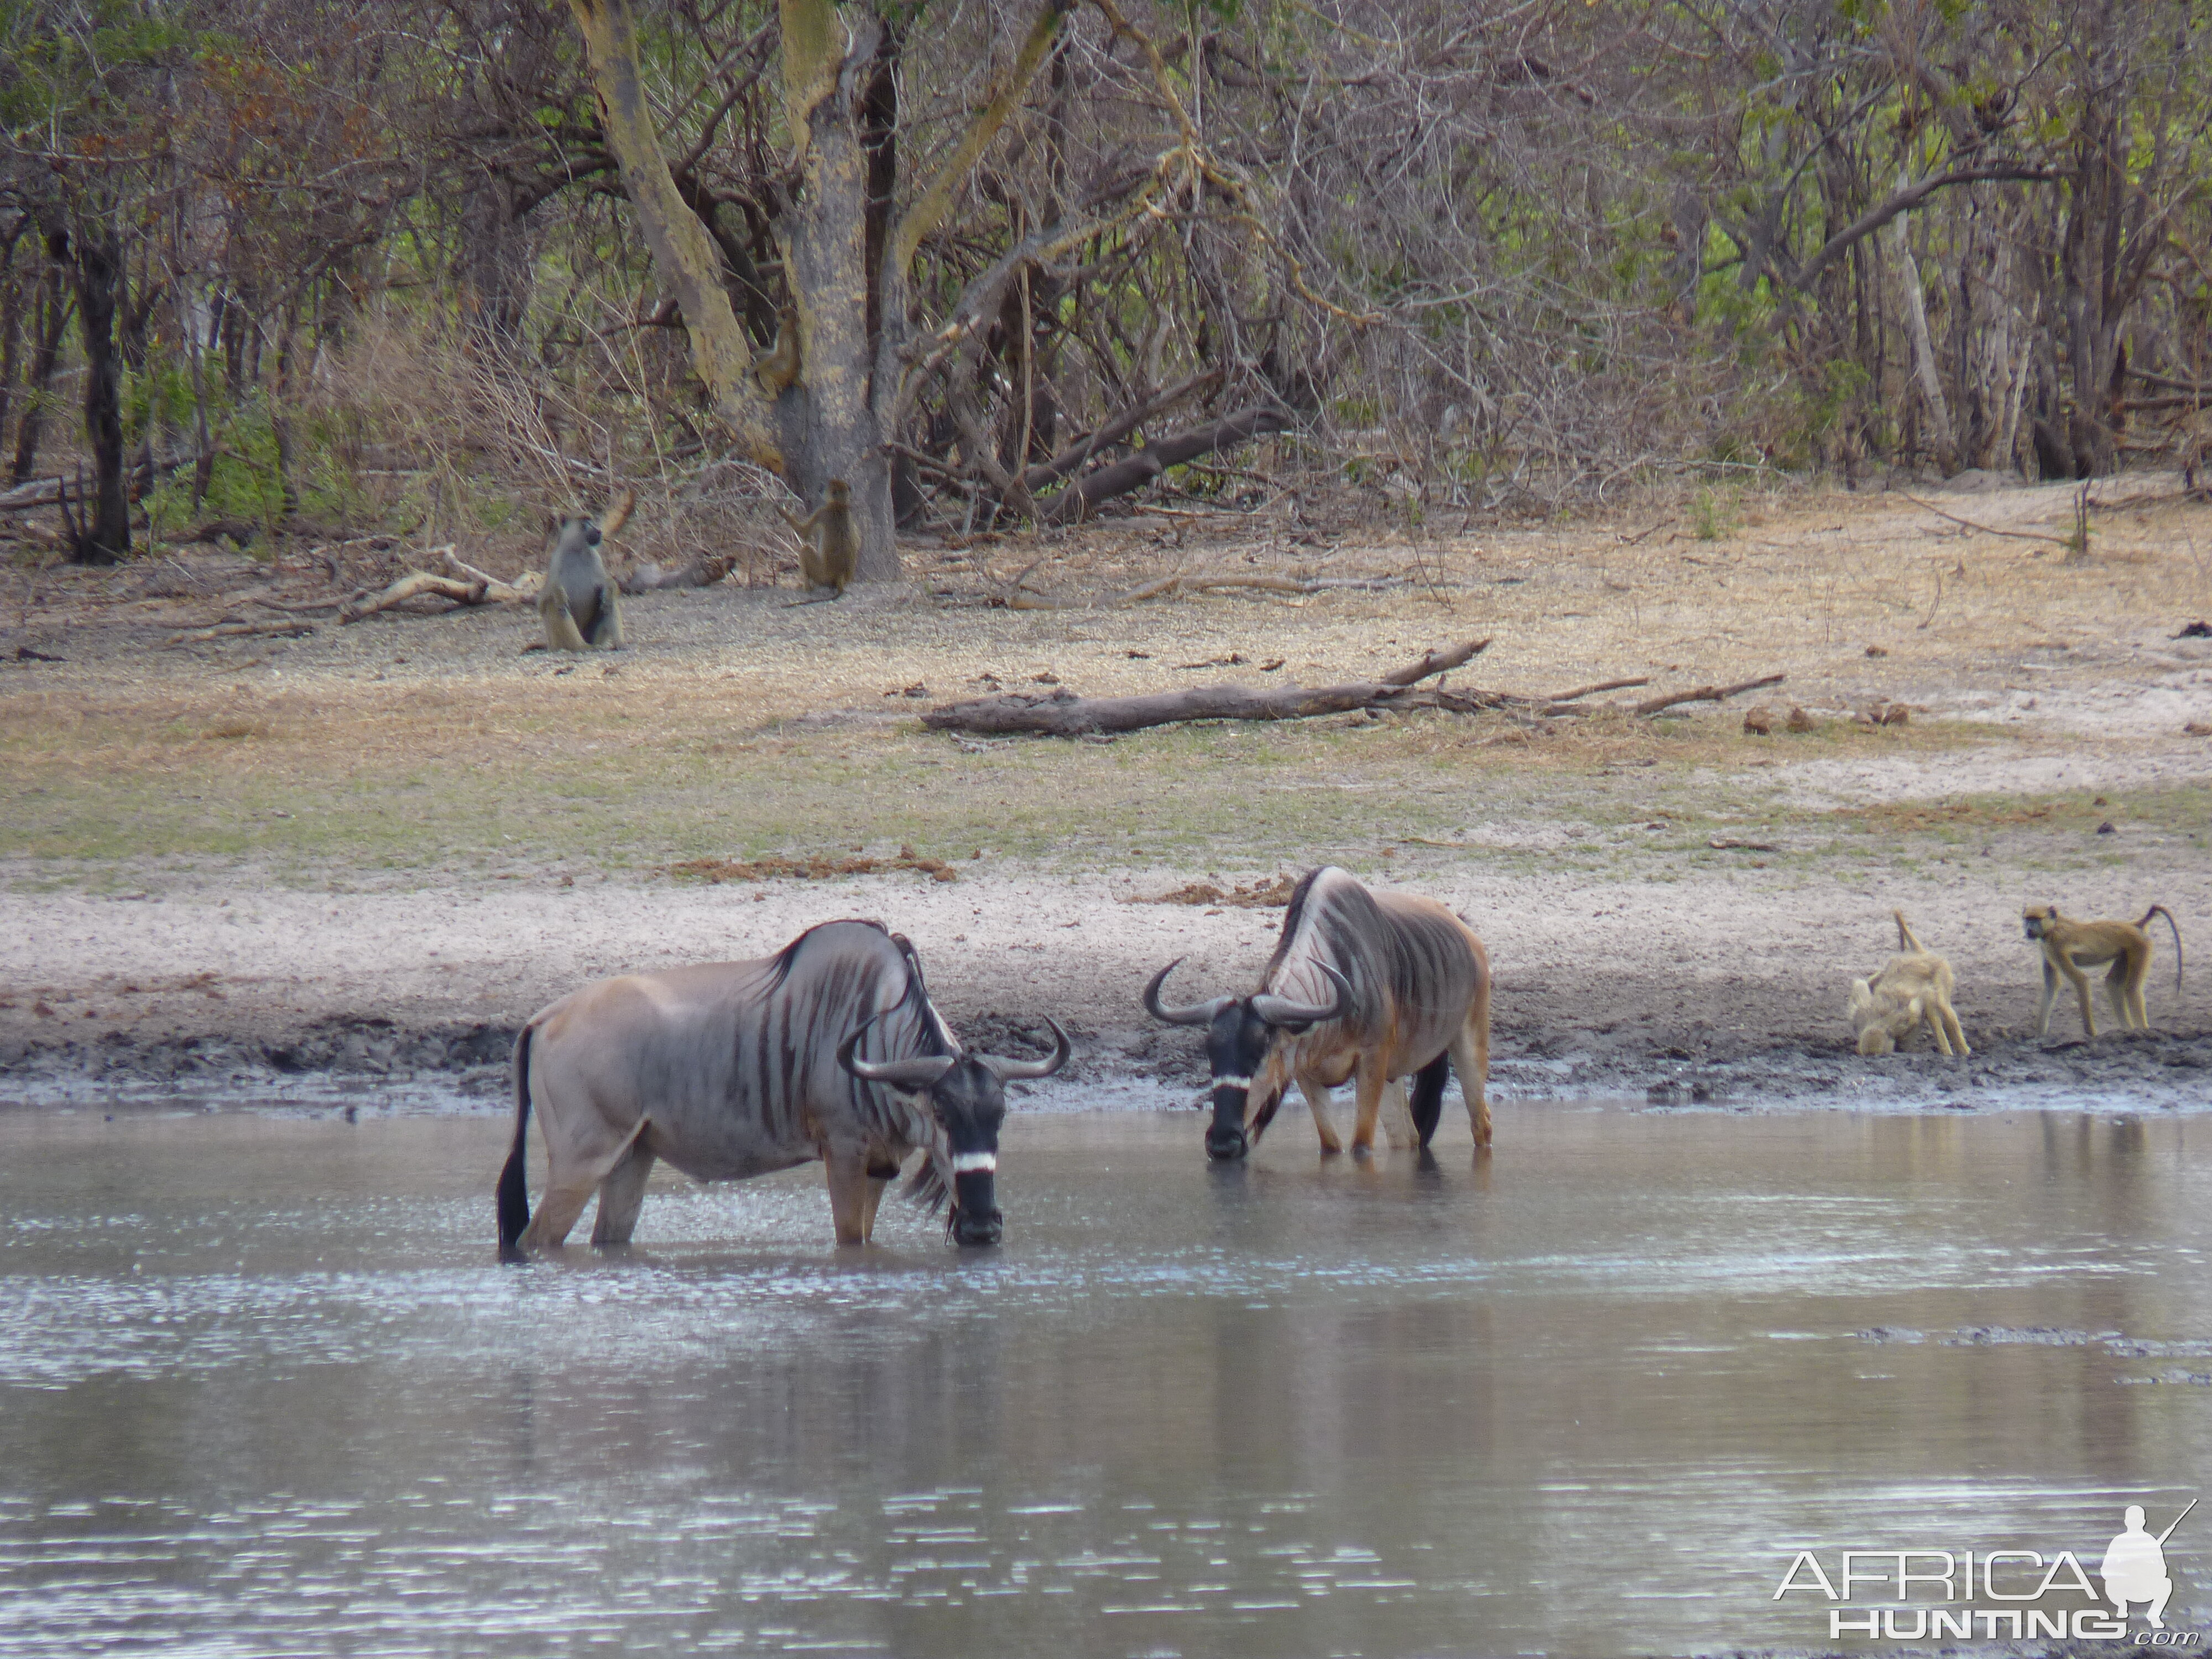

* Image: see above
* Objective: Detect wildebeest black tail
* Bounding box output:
[497,1024,535,1258]
[1407,1052,1451,1148]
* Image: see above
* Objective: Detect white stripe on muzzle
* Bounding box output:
[951,1151,997,1175]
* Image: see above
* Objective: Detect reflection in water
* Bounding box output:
[0,1105,2206,1656]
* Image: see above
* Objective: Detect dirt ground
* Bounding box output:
[4,471,2211,1115]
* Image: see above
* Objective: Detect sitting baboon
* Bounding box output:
[776,478,859,603]
[1848,910,1969,1057]
[539,491,633,651]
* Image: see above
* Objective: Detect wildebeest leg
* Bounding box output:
[1449,1023,1491,1151]
[1292,1066,1344,1154]
[860,1159,899,1238]
[522,1177,600,1249]
[591,1136,656,1246]
[1380,1079,1417,1150]
[1349,1061,1390,1154]
[825,1147,872,1245]
[1406,1052,1452,1148]
[521,1118,641,1250]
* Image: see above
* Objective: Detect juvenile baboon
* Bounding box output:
[2023,903,2184,1038]
[1848,909,1969,1057]
[752,306,802,398]
[538,490,633,651]
[776,478,859,602]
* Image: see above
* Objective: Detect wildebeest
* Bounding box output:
[1144,866,1492,1160]
[495,920,1068,1253]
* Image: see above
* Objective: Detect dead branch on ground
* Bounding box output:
[1631,674,1786,717]
[922,638,1490,735]
[1893,492,2072,546]
[621,552,737,594]
[337,568,487,624]
[924,643,1779,738]
[441,548,540,602]
[165,618,322,646]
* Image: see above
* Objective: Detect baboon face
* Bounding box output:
[2023,905,2055,941]
[545,517,603,564]
[825,478,850,505]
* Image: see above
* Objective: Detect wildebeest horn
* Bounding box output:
[980,1016,1071,1081]
[1144,958,1234,1026]
[838,1014,958,1089]
[1251,962,1352,1027]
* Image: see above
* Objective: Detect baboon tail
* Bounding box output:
[1407,1052,1451,1149]
[1893,909,1921,953]
[2140,905,2184,1000]
[497,1025,535,1257]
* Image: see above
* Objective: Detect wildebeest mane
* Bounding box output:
[1265,867,1471,1035]
[775,923,957,1213]
[1265,867,1326,980]
[763,916,893,993]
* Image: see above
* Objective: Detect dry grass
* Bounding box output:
[4,473,2209,886]
[667,849,962,884]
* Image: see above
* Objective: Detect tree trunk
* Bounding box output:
[9,257,70,487]
[1887,196,1957,473]
[565,0,1069,578]
[62,222,131,563]
[0,215,28,466]
[778,0,900,579]
[565,0,782,473]
[457,169,536,351]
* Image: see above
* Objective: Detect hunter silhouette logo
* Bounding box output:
[1775,1496,2199,1643]
[2104,1501,2193,1630]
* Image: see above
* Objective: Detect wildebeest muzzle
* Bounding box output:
[950,1163,1004,1246]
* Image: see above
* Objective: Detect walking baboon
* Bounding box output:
[2023,902,2184,1038]
[538,490,633,651]
[776,478,859,602]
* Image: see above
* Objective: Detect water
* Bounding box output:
[1,1104,2207,1656]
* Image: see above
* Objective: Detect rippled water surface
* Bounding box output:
[2,1104,2208,1657]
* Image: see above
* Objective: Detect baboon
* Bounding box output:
[752,305,802,398]
[538,490,633,651]
[2023,903,2184,1039]
[776,478,859,603]
[1848,910,1969,1057]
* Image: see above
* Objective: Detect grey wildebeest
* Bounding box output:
[1144,867,1492,1161]
[495,920,1068,1253]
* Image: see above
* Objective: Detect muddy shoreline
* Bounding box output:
[7,867,2209,1117]
[9,980,2207,1119]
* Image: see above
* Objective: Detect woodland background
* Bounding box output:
[2,0,2208,581]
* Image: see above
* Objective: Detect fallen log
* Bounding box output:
[441,548,539,602]
[1632,672,1786,717]
[337,569,487,624]
[621,552,736,594]
[1384,639,1489,686]
[165,618,321,646]
[922,638,1490,735]
[0,450,186,512]
[921,642,1780,738]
